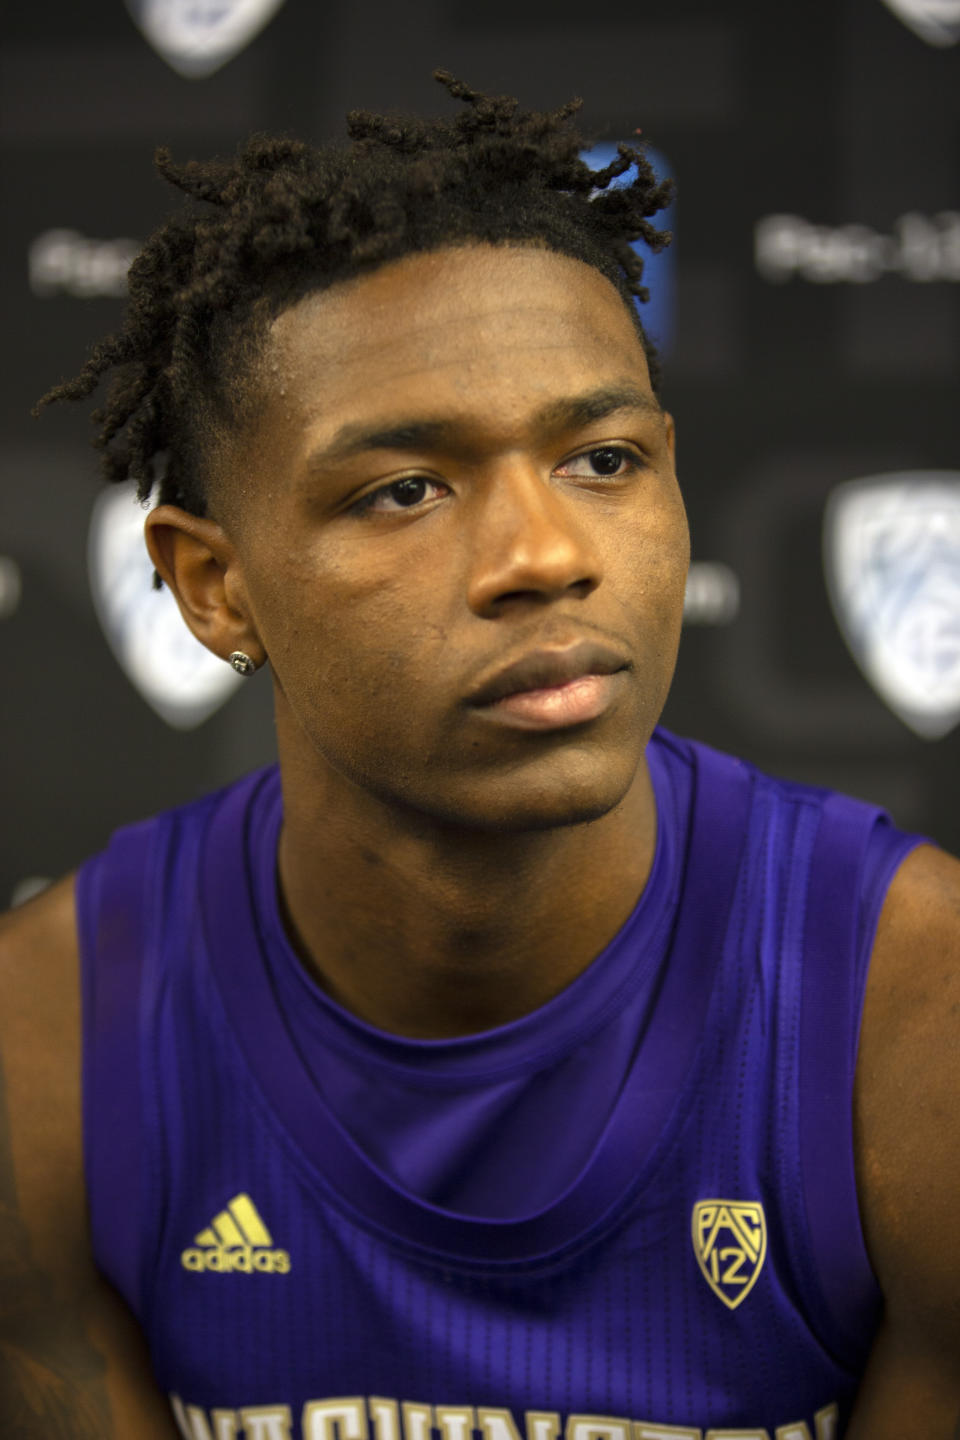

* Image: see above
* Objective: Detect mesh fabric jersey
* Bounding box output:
[77,728,925,1438]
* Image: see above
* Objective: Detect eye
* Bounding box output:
[554,446,639,479]
[351,476,449,516]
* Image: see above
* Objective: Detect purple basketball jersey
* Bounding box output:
[76,729,924,1439]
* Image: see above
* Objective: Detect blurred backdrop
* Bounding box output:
[2,0,959,904]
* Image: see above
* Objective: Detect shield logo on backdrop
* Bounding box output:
[88,482,243,729]
[878,0,960,46]
[824,473,960,739]
[125,0,286,79]
[692,1200,767,1310]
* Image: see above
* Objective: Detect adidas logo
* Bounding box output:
[180,1193,291,1274]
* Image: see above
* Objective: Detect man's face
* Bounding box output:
[224,244,689,832]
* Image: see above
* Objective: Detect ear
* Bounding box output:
[144,505,265,667]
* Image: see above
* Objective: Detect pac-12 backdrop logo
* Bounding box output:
[824,473,960,740]
[879,0,960,46]
[88,482,243,729]
[692,1200,767,1309]
[580,145,675,357]
[125,0,286,77]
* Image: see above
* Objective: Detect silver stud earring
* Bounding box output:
[229,651,257,676]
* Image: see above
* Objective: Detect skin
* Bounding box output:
[151,246,685,1036]
[0,244,957,1433]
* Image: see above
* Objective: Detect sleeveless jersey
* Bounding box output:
[76,728,925,1440]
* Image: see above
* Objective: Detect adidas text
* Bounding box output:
[180,1245,291,1274]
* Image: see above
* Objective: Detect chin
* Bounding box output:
[413,754,643,836]
[480,795,625,835]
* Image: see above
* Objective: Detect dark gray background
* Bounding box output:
[2,0,958,901]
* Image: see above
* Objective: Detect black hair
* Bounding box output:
[36,71,673,518]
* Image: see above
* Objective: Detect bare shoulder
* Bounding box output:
[0,873,83,1244]
[0,869,79,972]
[0,872,81,1047]
[854,843,960,1391]
[0,877,97,1405]
[0,878,179,1436]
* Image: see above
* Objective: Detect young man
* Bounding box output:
[2,74,958,1439]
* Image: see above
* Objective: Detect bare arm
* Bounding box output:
[847,845,960,1438]
[0,877,179,1438]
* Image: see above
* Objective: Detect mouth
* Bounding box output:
[464,639,630,731]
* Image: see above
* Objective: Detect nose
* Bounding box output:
[465,461,602,617]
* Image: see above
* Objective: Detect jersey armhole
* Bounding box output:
[798,798,927,1362]
[76,821,156,1319]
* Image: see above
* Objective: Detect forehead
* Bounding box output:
[261,245,652,435]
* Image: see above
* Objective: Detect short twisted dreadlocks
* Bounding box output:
[37,72,673,518]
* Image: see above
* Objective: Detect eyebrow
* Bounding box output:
[305,383,661,470]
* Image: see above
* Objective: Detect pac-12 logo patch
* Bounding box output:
[823,472,960,739]
[692,1199,767,1309]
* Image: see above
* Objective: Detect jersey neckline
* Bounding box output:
[201,731,753,1263]
[253,741,677,1086]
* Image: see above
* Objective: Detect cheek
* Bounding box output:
[610,487,689,616]
[255,554,447,731]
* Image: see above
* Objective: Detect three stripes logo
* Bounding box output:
[180,1193,291,1275]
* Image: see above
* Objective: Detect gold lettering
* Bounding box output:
[169,1396,239,1440]
[402,1402,434,1440]
[729,1209,761,1263]
[479,1410,524,1440]
[302,1398,369,1440]
[166,1393,840,1440]
[566,1415,631,1440]
[526,1412,562,1440]
[239,1406,294,1440]
[633,1424,702,1440]
[370,1399,402,1440]
[436,1408,476,1440]
[704,1431,770,1440]
[718,1249,748,1286]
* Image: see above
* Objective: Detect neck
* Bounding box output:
[275,748,658,1040]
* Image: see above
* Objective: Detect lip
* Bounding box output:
[465,639,630,709]
[478,672,626,730]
